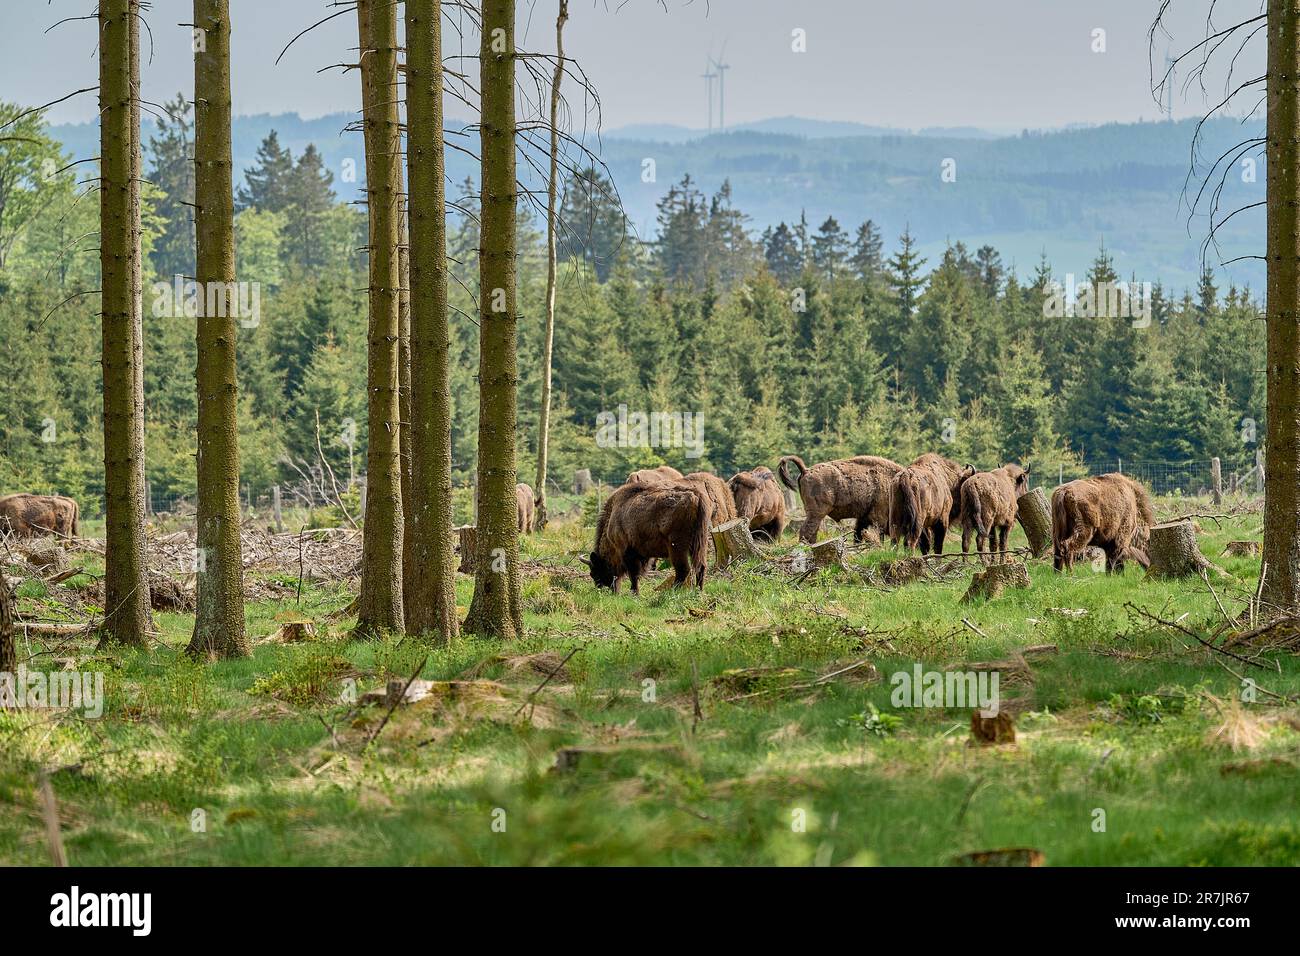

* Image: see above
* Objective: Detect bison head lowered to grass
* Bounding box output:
[778,454,902,544]
[888,454,975,555]
[959,463,1030,563]
[585,482,711,594]
[1051,473,1153,573]
[728,466,786,541]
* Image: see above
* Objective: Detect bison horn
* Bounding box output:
[577,555,591,566]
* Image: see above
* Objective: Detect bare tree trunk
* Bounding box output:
[188,0,249,660]
[404,0,459,642]
[1264,0,1300,609]
[534,0,569,531]
[97,0,153,647]
[399,197,413,627]
[0,574,15,685]
[464,0,524,638]
[354,0,405,637]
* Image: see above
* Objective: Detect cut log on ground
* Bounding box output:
[962,561,1030,603]
[1222,540,1261,558]
[711,517,762,569]
[953,847,1043,867]
[1015,487,1052,559]
[455,525,476,574]
[1145,521,1221,578]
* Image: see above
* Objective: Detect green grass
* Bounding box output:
[3,504,1299,866]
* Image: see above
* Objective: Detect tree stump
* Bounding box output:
[1015,487,1052,559]
[455,525,477,574]
[573,469,593,495]
[1146,521,1218,578]
[962,560,1030,603]
[711,517,761,569]
[809,537,845,570]
[22,540,67,575]
[1222,540,1261,558]
[878,557,928,586]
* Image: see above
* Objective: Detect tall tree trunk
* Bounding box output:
[399,199,413,628]
[97,0,153,647]
[354,0,405,637]
[0,574,14,687]
[404,0,459,641]
[188,0,248,659]
[1264,0,1300,609]
[534,0,568,531]
[464,0,524,638]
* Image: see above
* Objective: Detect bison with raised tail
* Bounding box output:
[586,482,710,593]
[959,464,1030,563]
[728,466,786,541]
[888,454,974,554]
[1051,473,1153,573]
[0,493,80,539]
[778,454,902,544]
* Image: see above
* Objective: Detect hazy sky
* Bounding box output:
[2,0,1264,131]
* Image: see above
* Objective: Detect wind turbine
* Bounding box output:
[702,61,717,132]
[711,41,730,132]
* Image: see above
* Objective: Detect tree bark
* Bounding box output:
[464,0,524,638]
[187,0,249,660]
[354,0,405,637]
[534,0,569,532]
[97,0,153,647]
[404,0,459,641]
[0,573,15,686]
[1264,0,1300,609]
[1015,487,1052,559]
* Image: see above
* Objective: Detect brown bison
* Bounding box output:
[625,465,684,485]
[1052,473,1154,573]
[0,493,80,539]
[728,466,786,541]
[778,454,903,544]
[888,454,975,554]
[959,464,1030,563]
[515,483,535,534]
[586,482,710,593]
[680,471,736,529]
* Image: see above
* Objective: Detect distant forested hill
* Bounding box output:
[50,113,1266,292]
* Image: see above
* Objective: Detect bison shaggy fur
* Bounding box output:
[778,454,902,544]
[625,465,684,486]
[727,466,786,540]
[0,493,80,539]
[1051,473,1154,573]
[680,471,736,529]
[588,482,710,593]
[515,483,536,534]
[888,454,975,554]
[959,464,1030,563]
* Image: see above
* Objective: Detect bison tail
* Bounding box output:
[689,489,710,587]
[961,482,984,534]
[71,499,80,538]
[892,475,923,549]
[777,456,807,494]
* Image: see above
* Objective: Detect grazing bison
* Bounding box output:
[728,466,786,541]
[625,465,684,485]
[960,464,1030,563]
[888,454,975,554]
[586,482,710,593]
[0,494,80,539]
[778,454,903,544]
[515,483,536,534]
[1052,473,1154,573]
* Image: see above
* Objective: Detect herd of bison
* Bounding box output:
[563,453,1157,594]
[2,456,1155,599]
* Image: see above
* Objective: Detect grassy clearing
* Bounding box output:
[3,504,1299,866]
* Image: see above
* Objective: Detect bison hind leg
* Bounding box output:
[623,547,643,594]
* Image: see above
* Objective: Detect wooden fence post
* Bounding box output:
[1211,457,1222,505]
